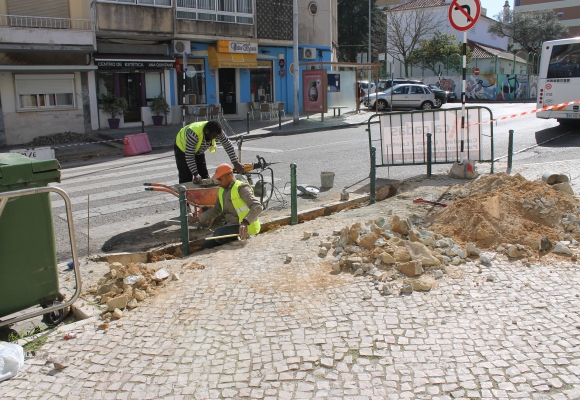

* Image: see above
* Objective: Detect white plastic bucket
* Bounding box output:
[320,171,335,188]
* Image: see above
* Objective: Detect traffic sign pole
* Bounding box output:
[448,0,481,161]
[461,30,466,160]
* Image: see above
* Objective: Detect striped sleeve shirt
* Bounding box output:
[184,128,239,177]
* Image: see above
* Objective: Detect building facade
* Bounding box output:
[0,0,95,146]
[0,0,338,145]
[515,0,580,38]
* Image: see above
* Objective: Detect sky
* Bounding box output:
[482,0,509,20]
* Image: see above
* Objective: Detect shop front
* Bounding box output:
[208,41,257,115]
[94,54,174,128]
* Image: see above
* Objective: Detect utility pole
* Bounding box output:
[293,0,299,125]
[368,0,372,105]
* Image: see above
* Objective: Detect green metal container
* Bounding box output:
[0,153,61,318]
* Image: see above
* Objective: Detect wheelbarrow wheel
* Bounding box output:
[41,302,65,326]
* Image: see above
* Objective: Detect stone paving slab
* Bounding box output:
[2,188,580,399]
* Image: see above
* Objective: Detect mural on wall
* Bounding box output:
[411,74,538,100]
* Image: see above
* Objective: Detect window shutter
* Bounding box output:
[15,74,74,95]
[7,0,70,18]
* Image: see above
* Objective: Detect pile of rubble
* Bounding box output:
[317,215,480,296]
[430,173,580,251]
[88,262,179,328]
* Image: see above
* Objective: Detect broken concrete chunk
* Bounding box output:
[109,262,123,272]
[479,252,496,265]
[539,237,552,251]
[378,252,397,265]
[318,248,329,257]
[358,233,379,250]
[553,242,574,256]
[303,231,312,240]
[112,308,123,320]
[433,270,444,279]
[406,241,441,267]
[348,223,361,244]
[393,247,412,262]
[154,268,170,280]
[552,182,574,195]
[320,241,332,249]
[171,272,180,281]
[106,295,128,312]
[466,242,481,256]
[391,215,410,235]
[353,268,364,276]
[133,289,147,302]
[285,254,293,262]
[332,263,341,273]
[127,299,138,309]
[398,260,424,277]
[412,279,432,292]
[506,244,529,259]
[400,284,413,295]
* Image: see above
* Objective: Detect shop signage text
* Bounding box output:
[217,40,258,54]
[96,60,174,69]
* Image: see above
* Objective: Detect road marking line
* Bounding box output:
[61,164,176,185]
[86,210,178,239]
[239,146,284,153]
[59,195,173,221]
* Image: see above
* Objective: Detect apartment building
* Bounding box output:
[515,0,580,38]
[0,0,95,146]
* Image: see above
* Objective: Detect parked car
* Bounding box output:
[377,78,423,92]
[428,84,457,103]
[426,85,448,108]
[363,84,436,111]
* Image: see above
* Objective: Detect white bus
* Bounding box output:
[537,37,580,124]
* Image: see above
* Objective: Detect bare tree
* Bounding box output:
[386,7,447,77]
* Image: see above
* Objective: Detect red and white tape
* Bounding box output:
[470,99,580,127]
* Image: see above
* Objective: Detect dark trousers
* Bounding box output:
[174,143,209,184]
[201,224,241,249]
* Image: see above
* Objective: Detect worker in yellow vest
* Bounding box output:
[189,164,263,249]
[174,120,244,184]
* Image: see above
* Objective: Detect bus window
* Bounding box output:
[547,44,580,78]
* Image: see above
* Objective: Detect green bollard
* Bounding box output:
[290,163,297,225]
[507,129,514,174]
[426,133,432,177]
[178,185,190,256]
[370,147,376,204]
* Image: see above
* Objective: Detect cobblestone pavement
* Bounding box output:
[2,175,580,399]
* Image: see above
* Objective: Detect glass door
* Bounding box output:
[120,73,142,123]
[218,68,237,114]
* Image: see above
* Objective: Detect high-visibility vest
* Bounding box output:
[175,121,216,153]
[218,180,260,235]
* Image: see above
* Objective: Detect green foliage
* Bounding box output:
[407,33,471,74]
[150,92,170,116]
[100,93,128,119]
[488,9,568,54]
[337,0,386,63]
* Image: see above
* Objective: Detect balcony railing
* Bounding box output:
[0,15,93,30]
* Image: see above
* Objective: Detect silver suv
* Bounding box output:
[364,84,436,111]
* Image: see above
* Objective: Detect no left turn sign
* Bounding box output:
[449,0,481,31]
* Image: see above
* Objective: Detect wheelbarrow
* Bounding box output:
[143,183,218,216]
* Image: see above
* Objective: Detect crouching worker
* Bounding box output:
[189,164,263,249]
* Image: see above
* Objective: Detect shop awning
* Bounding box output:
[208,46,257,69]
[93,54,175,70]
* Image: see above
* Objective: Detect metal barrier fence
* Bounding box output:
[0,14,93,30]
[367,106,495,202]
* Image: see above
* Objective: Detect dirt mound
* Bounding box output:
[430,173,580,250]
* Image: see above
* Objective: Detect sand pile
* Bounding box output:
[430,173,580,250]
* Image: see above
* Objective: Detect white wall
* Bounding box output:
[298,0,337,48]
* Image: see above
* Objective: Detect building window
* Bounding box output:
[177,58,207,105]
[176,0,253,24]
[309,2,318,15]
[249,60,273,102]
[97,0,172,6]
[557,12,564,19]
[15,74,75,111]
[145,72,163,105]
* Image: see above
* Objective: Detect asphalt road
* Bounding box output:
[51,102,578,262]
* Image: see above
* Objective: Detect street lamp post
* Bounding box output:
[367,0,371,105]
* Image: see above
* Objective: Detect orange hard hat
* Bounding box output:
[212,163,233,179]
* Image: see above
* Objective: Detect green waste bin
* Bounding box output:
[0,153,61,319]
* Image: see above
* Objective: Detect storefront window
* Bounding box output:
[250,60,273,102]
[145,72,164,106]
[177,58,207,105]
[97,73,115,99]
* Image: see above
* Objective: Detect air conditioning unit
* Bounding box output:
[300,47,316,60]
[172,40,191,54]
